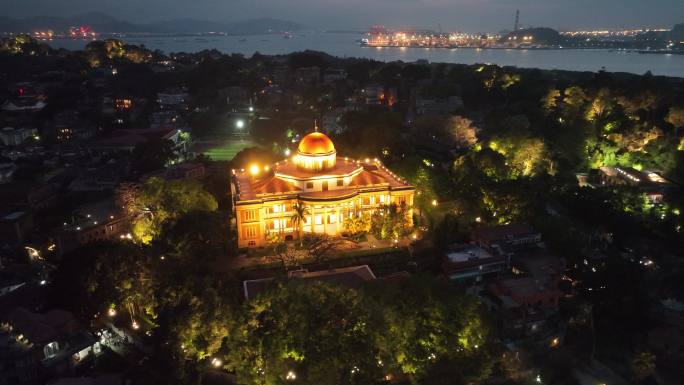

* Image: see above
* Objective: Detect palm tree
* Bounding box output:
[291,203,310,247]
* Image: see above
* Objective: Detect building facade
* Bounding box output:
[231,131,414,248]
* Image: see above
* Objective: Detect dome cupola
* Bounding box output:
[295,127,336,172]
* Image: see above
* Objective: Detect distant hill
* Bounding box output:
[0,13,306,34]
[672,23,684,40]
[502,27,567,45]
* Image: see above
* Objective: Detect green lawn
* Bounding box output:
[200,140,254,161]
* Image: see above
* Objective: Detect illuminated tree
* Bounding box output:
[370,203,412,240]
[224,282,382,385]
[448,115,479,148]
[131,178,218,243]
[585,88,613,122]
[508,137,547,177]
[266,234,304,271]
[368,275,493,383]
[343,213,371,238]
[541,88,561,112]
[666,106,684,129]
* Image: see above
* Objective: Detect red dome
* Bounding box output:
[297,132,335,155]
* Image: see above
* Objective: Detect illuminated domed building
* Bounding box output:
[231,130,414,248]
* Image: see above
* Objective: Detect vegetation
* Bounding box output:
[130,177,218,243]
[224,276,494,385]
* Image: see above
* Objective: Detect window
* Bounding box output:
[314,215,323,225]
[328,214,337,224]
[243,224,258,239]
[337,179,344,187]
[306,182,314,189]
[248,240,256,246]
[44,342,59,359]
[242,209,258,222]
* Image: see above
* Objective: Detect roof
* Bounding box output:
[243,265,376,300]
[233,158,413,202]
[494,277,563,304]
[298,132,335,155]
[443,246,506,273]
[2,308,78,345]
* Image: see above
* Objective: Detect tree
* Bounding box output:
[131,177,218,243]
[448,115,479,148]
[266,233,303,271]
[130,138,176,175]
[290,203,310,247]
[343,213,371,238]
[370,203,412,240]
[366,275,494,383]
[224,281,382,385]
[161,210,228,258]
[666,106,684,129]
[542,88,561,112]
[50,240,156,320]
[303,234,340,266]
[631,351,656,381]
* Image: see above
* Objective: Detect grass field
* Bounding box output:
[193,138,256,161]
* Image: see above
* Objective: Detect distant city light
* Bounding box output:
[108,308,117,317]
[39,280,47,285]
[284,148,291,156]
[132,320,140,330]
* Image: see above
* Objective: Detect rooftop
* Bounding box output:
[233,158,412,202]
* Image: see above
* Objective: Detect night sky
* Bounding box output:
[5,0,684,31]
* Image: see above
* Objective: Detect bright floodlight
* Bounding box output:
[236,119,245,129]
[249,164,260,176]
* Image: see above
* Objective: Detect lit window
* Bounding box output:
[314,215,322,225]
[337,179,344,187]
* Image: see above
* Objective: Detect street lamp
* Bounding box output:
[235,119,245,129]
[108,308,117,317]
[211,357,222,368]
[131,320,140,330]
[286,371,297,380]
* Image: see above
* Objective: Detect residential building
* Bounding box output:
[443,245,507,283]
